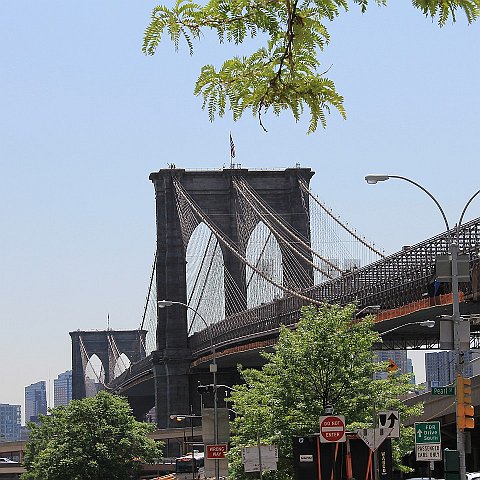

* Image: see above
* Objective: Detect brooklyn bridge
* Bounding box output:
[70,167,480,431]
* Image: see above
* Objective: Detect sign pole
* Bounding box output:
[372,403,379,480]
[257,432,263,480]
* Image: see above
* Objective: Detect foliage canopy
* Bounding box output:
[21,391,162,480]
[144,0,480,132]
[226,304,423,478]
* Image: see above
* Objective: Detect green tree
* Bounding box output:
[143,0,480,133]
[21,391,162,480]
[226,304,422,479]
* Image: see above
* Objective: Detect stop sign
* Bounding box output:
[319,415,346,443]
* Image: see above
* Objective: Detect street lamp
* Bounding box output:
[379,320,435,337]
[158,300,219,480]
[366,173,480,480]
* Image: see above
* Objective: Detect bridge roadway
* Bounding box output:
[110,293,480,400]
[109,218,480,419]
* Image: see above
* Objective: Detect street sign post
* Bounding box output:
[415,421,442,461]
[242,445,278,472]
[319,415,346,443]
[378,410,400,438]
[431,386,455,396]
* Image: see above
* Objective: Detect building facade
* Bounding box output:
[0,403,21,441]
[425,350,480,388]
[25,381,47,423]
[374,350,414,381]
[54,370,72,407]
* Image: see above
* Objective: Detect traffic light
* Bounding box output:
[457,374,475,431]
[197,384,214,394]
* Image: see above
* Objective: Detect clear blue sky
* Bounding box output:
[1,1,479,418]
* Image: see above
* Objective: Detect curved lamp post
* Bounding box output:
[158,300,219,480]
[379,320,435,337]
[365,174,480,480]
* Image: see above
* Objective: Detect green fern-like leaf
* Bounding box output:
[144,0,480,132]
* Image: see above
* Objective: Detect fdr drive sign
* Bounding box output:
[414,422,442,462]
[319,415,346,443]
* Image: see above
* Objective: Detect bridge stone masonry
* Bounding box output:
[72,167,480,439]
[70,329,148,416]
[148,167,315,429]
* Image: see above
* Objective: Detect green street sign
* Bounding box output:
[415,421,441,444]
[432,386,455,396]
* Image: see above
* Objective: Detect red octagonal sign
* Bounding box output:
[319,415,346,443]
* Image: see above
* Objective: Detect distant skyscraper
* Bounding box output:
[374,350,413,380]
[25,381,47,423]
[0,404,21,441]
[406,357,415,384]
[425,350,480,388]
[54,370,72,407]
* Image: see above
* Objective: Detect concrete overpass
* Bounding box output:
[404,374,480,474]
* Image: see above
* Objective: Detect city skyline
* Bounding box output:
[2,1,480,411]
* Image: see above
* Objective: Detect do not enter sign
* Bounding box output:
[319,415,346,443]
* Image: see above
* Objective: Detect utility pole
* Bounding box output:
[365,174,480,480]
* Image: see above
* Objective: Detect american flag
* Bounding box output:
[230,133,236,159]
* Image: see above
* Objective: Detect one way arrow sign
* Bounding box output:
[378,410,400,438]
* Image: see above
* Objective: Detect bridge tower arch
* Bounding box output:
[70,330,147,400]
[149,167,314,428]
[246,220,283,307]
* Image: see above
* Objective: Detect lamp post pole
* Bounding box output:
[159,300,219,480]
[365,174,480,480]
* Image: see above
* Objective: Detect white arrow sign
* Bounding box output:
[378,410,400,438]
[357,428,392,452]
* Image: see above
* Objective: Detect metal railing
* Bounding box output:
[190,218,480,356]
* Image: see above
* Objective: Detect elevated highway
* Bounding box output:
[109,215,480,417]
[404,374,480,473]
[97,169,480,428]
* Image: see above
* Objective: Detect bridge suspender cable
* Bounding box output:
[140,251,157,331]
[297,177,386,259]
[233,176,341,276]
[187,235,224,335]
[172,177,323,306]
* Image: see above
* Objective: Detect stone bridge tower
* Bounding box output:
[149,167,314,428]
[70,329,146,400]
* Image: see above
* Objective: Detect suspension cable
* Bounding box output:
[233,176,338,277]
[172,176,323,306]
[140,251,157,331]
[298,177,385,258]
